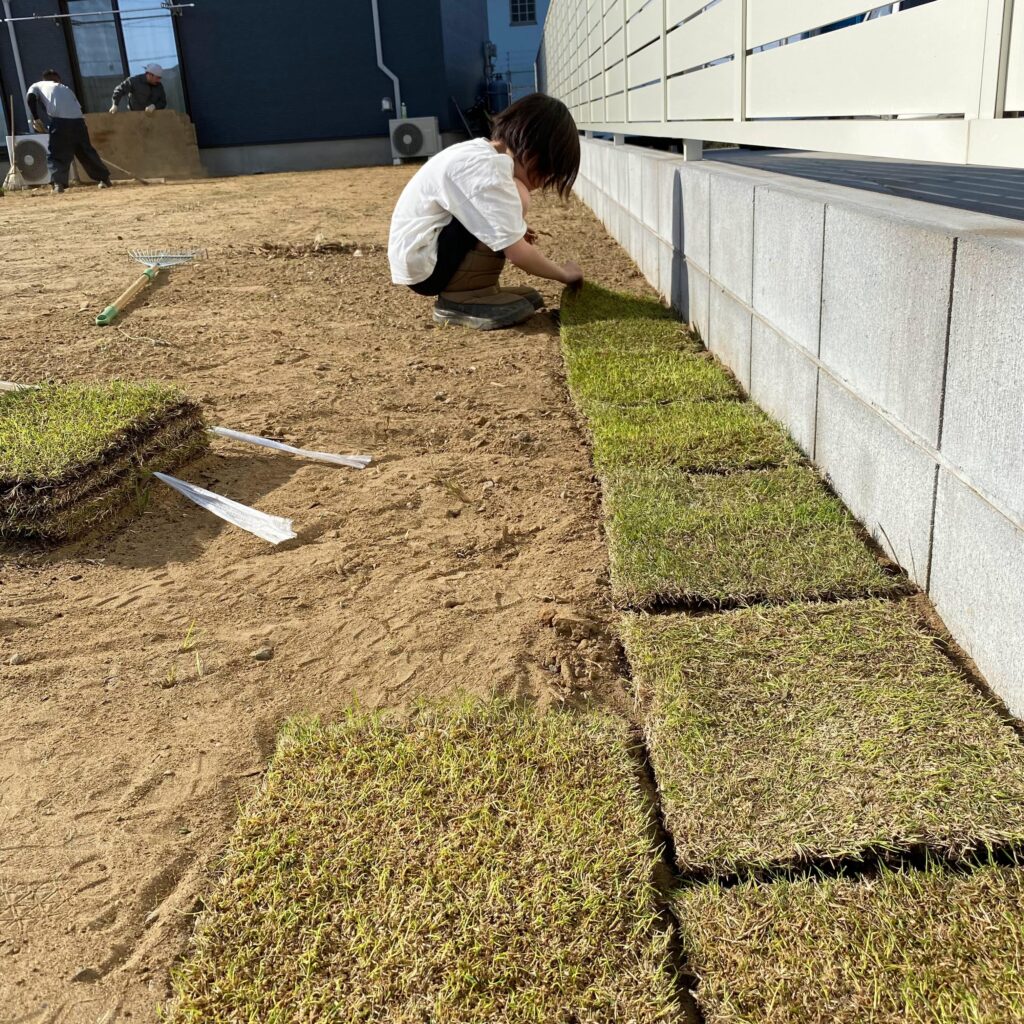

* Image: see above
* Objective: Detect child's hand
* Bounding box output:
[561,261,584,289]
[524,226,538,244]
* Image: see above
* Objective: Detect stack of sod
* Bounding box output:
[0,381,208,542]
[678,863,1024,1024]
[167,700,680,1023]
[560,284,902,608]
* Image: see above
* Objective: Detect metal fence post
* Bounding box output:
[734,0,748,123]
[975,0,1015,118]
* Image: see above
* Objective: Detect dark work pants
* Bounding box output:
[47,117,111,188]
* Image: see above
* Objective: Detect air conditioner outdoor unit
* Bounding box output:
[389,116,441,162]
[5,134,51,187]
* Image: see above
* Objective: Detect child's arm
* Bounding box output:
[504,238,583,287]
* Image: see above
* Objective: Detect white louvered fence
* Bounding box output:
[539,0,1024,166]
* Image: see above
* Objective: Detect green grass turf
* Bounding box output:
[0,381,193,483]
[624,600,1024,876]
[678,863,1024,1024]
[605,466,901,608]
[561,281,676,326]
[561,317,704,357]
[565,346,739,410]
[166,700,681,1023]
[588,400,800,474]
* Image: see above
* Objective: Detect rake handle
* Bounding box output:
[95,266,160,326]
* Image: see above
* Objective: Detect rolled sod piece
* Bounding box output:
[587,399,801,475]
[604,465,903,609]
[678,864,1024,1024]
[167,700,680,1023]
[624,600,1024,876]
[0,381,207,542]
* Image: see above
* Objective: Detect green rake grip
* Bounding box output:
[95,266,159,326]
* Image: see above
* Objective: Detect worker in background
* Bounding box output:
[26,70,112,195]
[110,64,167,113]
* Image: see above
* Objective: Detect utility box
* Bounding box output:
[389,116,442,162]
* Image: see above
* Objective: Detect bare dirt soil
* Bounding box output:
[0,167,654,1022]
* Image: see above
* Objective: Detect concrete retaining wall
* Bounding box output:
[575,139,1024,715]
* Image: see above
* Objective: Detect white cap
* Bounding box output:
[144,63,164,78]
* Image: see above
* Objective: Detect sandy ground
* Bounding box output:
[0,167,655,1021]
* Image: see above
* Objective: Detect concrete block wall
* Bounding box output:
[574,138,1024,716]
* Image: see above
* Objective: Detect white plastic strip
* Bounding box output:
[153,471,297,545]
[0,381,38,392]
[210,426,371,469]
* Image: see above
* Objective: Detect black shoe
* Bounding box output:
[433,293,535,330]
[52,184,66,194]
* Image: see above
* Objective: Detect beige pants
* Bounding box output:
[441,243,505,296]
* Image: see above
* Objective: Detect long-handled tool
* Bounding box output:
[95,249,203,327]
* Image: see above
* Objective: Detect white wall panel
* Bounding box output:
[747,0,986,118]
[747,1,878,49]
[604,26,625,67]
[629,81,663,120]
[606,91,626,120]
[667,0,709,26]
[604,0,624,38]
[667,0,736,74]
[628,38,664,88]
[606,59,626,93]
[668,61,733,120]
[627,0,662,54]
[1008,1,1024,110]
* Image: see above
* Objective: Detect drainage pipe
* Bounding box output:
[2,0,30,124]
[370,0,402,163]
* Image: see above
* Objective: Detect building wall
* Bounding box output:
[0,0,488,148]
[0,0,73,134]
[486,0,547,101]
[574,137,1024,717]
[441,0,489,114]
[176,0,448,149]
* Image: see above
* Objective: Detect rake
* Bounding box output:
[95,249,204,327]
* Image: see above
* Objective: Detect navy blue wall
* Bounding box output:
[176,0,486,149]
[441,0,488,115]
[0,0,488,146]
[0,0,75,134]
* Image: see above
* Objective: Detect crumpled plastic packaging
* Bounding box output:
[210,426,371,469]
[153,472,297,545]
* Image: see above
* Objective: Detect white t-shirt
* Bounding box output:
[27,81,84,120]
[388,139,527,285]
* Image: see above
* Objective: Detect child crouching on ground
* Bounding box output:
[388,93,583,331]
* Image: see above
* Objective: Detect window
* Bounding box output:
[64,0,185,113]
[510,0,536,26]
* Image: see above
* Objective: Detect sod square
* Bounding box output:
[624,600,1024,876]
[678,864,1024,1024]
[588,400,801,475]
[561,317,704,358]
[0,381,207,542]
[565,346,739,410]
[560,281,676,326]
[605,465,901,608]
[167,700,681,1023]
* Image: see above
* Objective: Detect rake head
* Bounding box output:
[128,249,205,270]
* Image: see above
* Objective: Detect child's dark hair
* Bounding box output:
[42,69,61,83]
[491,93,580,200]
